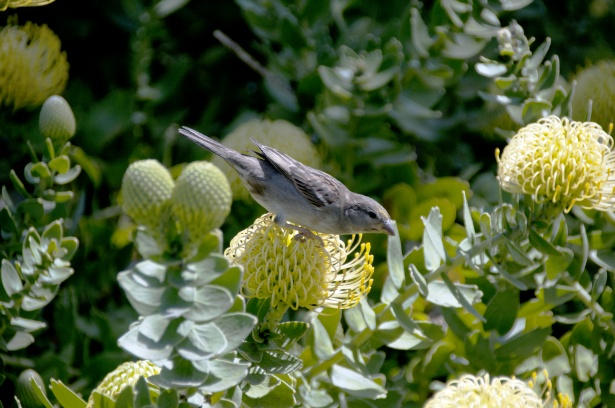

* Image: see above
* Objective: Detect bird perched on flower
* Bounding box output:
[179,126,395,237]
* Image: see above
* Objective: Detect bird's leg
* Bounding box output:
[273,214,324,245]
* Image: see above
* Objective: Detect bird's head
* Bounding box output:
[344,194,395,236]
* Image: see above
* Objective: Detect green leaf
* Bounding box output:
[257,349,303,375]
[157,390,179,408]
[425,280,483,309]
[475,62,508,78]
[408,264,428,297]
[494,327,551,360]
[188,254,232,286]
[10,170,30,198]
[311,318,335,360]
[48,156,70,174]
[180,285,234,322]
[387,221,404,289]
[53,165,81,185]
[49,380,87,408]
[154,0,190,17]
[483,289,519,335]
[2,259,23,297]
[505,240,533,267]
[437,275,485,323]
[197,358,252,392]
[26,162,51,184]
[574,344,597,382]
[133,377,152,407]
[272,322,309,348]
[330,365,386,399]
[529,229,561,256]
[0,207,18,237]
[541,337,571,377]
[422,207,446,272]
[410,8,433,57]
[118,325,174,361]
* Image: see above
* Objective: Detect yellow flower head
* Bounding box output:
[213,119,320,201]
[424,373,571,408]
[87,360,160,407]
[571,60,615,131]
[0,18,68,110]
[496,116,615,212]
[225,214,374,311]
[0,0,56,11]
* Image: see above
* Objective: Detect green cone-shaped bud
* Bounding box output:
[172,161,231,242]
[87,360,160,407]
[121,160,174,229]
[39,95,76,146]
[15,369,47,408]
[572,60,615,131]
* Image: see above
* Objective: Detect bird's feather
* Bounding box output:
[251,139,344,208]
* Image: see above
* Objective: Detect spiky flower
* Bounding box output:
[0,18,68,110]
[212,119,320,201]
[571,60,615,131]
[39,95,76,147]
[424,372,571,408]
[0,0,56,11]
[496,116,615,212]
[171,161,232,243]
[225,214,374,314]
[121,160,174,230]
[87,361,160,407]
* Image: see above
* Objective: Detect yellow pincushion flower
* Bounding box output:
[121,160,174,230]
[0,18,68,110]
[496,116,615,212]
[87,360,160,407]
[571,60,615,131]
[213,119,320,201]
[225,214,374,312]
[0,0,56,11]
[171,161,232,242]
[424,372,571,408]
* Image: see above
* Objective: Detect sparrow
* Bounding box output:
[178,126,395,238]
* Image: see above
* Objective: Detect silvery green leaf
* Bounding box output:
[181,285,234,322]
[2,259,23,297]
[387,221,404,290]
[422,207,446,272]
[118,325,174,360]
[198,359,251,393]
[330,365,386,399]
[311,318,335,360]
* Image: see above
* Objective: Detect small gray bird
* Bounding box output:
[179,126,395,237]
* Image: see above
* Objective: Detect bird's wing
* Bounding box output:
[252,140,343,208]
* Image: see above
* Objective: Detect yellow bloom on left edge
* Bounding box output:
[225,214,374,311]
[0,0,56,11]
[0,18,68,110]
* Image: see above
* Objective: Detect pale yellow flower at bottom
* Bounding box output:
[87,360,160,407]
[424,373,571,408]
[225,214,374,311]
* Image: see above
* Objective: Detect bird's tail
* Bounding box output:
[179,126,239,162]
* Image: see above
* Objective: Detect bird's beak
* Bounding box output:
[382,219,396,236]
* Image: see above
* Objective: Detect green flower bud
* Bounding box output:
[39,95,76,146]
[87,361,160,407]
[15,369,47,408]
[172,161,232,242]
[571,60,615,132]
[121,160,174,229]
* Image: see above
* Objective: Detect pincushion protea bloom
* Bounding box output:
[496,116,615,212]
[0,18,68,110]
[87,360,160,407]
[0,0,56,11]
[225,214,374,313]
[424,372,571,408]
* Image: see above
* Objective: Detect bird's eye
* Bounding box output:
[367,210,378,219]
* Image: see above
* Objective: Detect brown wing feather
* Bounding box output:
[252,140,344,208]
